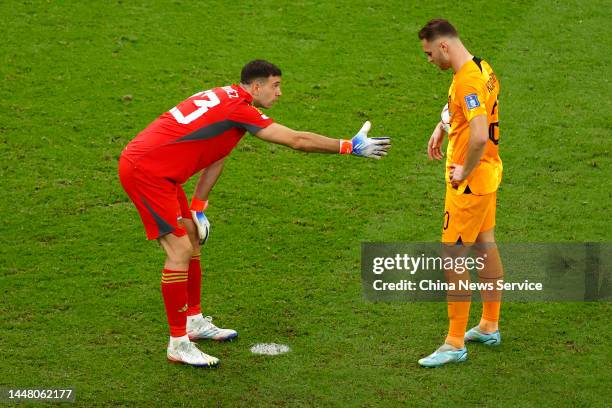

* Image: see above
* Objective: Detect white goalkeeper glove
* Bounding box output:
[190,197,210,245]
[339,121,391,159]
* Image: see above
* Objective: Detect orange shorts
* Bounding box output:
[119,155,190,240]
[441,187,496,244]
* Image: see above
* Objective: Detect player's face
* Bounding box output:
[252,76,282,108]
[422,38,451,70]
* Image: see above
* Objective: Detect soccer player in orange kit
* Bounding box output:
[416,20,505,367]
[119,60,391,367]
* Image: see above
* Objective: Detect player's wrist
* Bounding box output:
[339,139,353,155]
[190,197,208,212]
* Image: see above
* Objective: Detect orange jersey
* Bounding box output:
[446,57,502,195]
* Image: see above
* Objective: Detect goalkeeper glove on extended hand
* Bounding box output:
[339,121,391,159]
[190,197,210,245]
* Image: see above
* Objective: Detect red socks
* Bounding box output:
[187,256,202,316]
[161,269,188,337]
[161,257,202,336]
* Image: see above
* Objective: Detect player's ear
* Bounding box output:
[439,40,448,53]
[252,79,263,94]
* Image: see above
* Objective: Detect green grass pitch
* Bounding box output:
[1,0,610,406]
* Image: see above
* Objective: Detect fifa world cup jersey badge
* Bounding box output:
[464,94,480,110]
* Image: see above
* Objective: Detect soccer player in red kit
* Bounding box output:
[119,60,391,367]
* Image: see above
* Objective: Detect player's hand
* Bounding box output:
[449,164,466,188]
[428,122,445,161]
[350,121,391,160]
[190,197,210,245]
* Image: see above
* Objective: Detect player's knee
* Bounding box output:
[177,242,193,264]
[477,228,496,243]
[165,238,193,265]
[181,219,200,250]
[186,232,200,257]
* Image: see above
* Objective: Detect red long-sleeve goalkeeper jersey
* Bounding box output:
[121,84,273,184]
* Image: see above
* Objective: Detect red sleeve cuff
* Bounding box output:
[190,197,208,211]
[339,140,353,155]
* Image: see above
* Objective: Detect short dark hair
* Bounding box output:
[418,19,458,41]
[240,60,282,84]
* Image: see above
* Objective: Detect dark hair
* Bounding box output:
[240,60,282,84]
[418,19,458,41]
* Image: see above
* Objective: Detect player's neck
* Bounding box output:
[451,45,473,73]
[239,83,254,97]
[239,83,260,106]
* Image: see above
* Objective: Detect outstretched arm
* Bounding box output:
[254,121,391,159]
[255,123,341,153]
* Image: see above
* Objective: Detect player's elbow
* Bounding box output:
[470,128,489,147]
[469,116,488,147]
[288,132,311,152]
[473,133,488,147]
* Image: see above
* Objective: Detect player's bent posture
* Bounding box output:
[118,60,391,367]
[417,20,504,368]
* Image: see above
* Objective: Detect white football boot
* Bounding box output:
[187,315,238,341]
[167,336,219,367]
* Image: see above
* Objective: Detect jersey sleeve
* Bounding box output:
[456,75,488,122]
[227,103,274,135]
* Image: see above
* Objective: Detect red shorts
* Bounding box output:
[118,155,190,240]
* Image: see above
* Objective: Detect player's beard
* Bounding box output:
[436,55,452,70]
